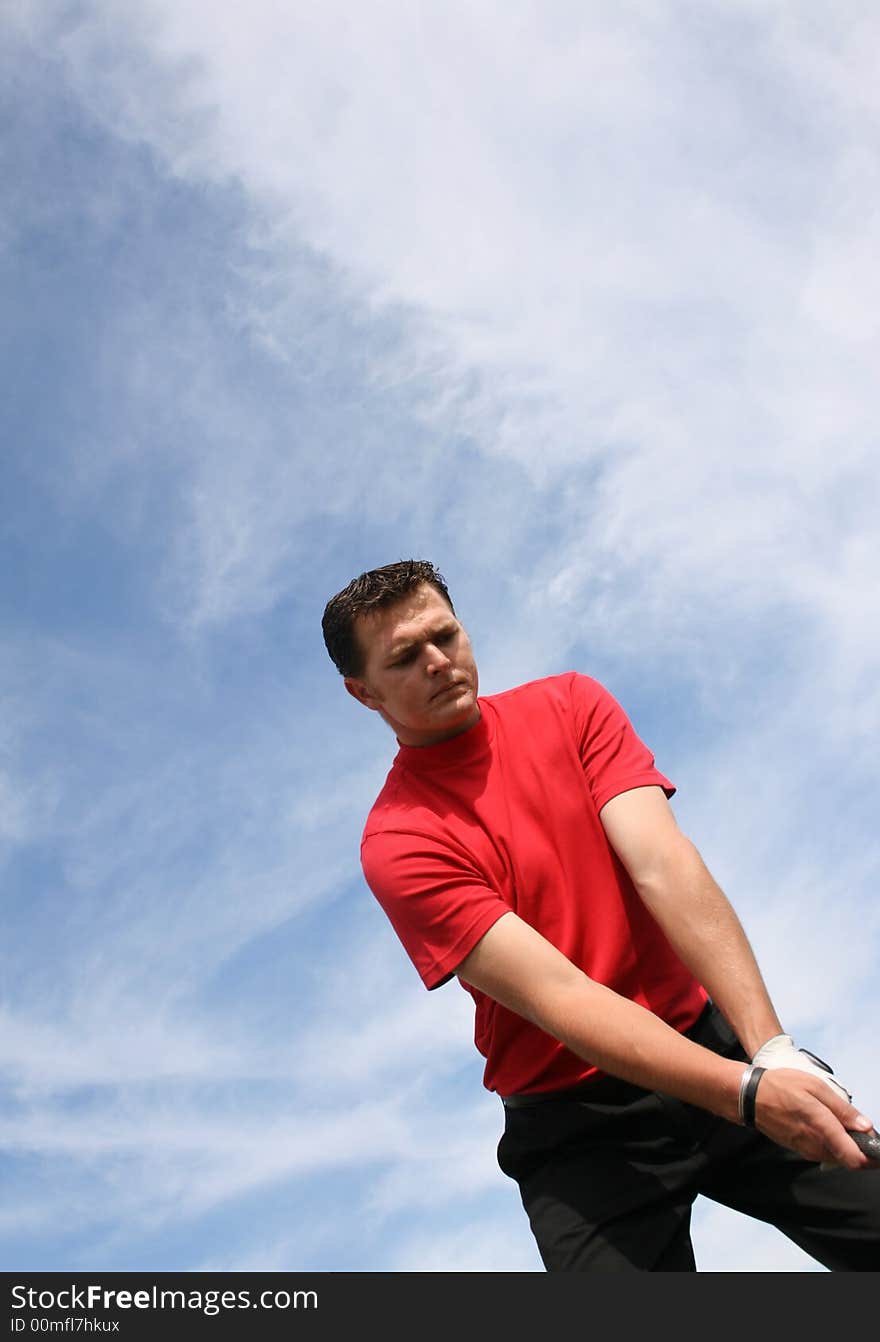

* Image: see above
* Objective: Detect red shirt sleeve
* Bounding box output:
[568,673,676,812]
[360,828,510,990]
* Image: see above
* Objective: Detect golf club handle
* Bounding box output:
[849,1127,880,1164]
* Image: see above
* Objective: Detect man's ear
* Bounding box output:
[344,676,380,711]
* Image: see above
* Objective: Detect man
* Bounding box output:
[322,559,880,1271]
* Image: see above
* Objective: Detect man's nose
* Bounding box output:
[425,644,452,672]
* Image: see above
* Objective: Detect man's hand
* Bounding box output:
[749,1067,876,1169]
[752,1033,850,1101]
[750,1033,877,1169]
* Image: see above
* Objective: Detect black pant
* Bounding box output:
[496,1003,880,1271]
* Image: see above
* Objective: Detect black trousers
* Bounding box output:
[496,1003,880,1271]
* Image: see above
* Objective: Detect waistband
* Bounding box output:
[500,1000,720,1109]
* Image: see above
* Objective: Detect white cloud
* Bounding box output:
[16,0,877,673]
[43,0,874,669]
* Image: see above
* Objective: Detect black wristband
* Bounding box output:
[739,1065,766,1127]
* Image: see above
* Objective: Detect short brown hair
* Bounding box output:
[322,559,455,677]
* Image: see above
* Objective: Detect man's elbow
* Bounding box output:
[455,913,590,1028]
[629,831,706,900]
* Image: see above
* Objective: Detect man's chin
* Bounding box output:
[403,702,479,746]
[438,696,480,731]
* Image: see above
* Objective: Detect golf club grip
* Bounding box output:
[849,1128,880,1164]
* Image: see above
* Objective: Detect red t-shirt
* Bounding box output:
[360,672,707,1096]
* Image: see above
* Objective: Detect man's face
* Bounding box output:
[344,584,481,747]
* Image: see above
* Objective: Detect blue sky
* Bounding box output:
[2,1,878,1272]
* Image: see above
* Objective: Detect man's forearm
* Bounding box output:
[537,972,746,1119]
[634,836,783,1056]
[598,789,782,1055]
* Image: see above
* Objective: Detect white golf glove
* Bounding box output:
[751,1034,851,1103]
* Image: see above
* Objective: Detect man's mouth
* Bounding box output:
[432,680,462,699]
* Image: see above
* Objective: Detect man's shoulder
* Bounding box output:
[361,758,444,844]
[362,763,406,831]
[485,670,605,712]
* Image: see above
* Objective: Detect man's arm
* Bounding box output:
[595,784,873,1163]
[457,911,744,1116]
[597,785,782,1056]
[456,913,871,1169]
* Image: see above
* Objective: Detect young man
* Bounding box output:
[322,559,880,1271]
